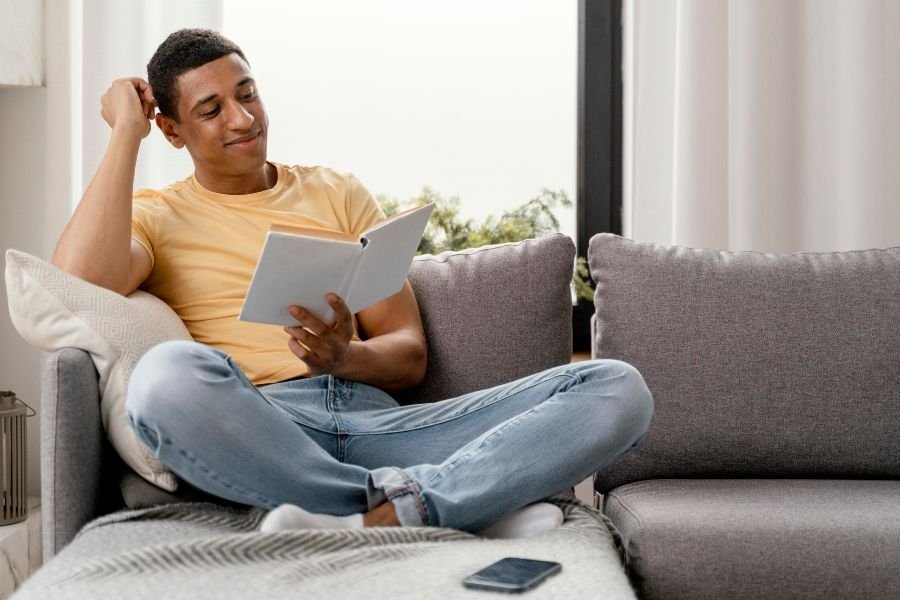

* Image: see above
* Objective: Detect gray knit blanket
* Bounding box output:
[15,497,636,599]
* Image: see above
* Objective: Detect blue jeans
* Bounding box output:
[126,340,653,532]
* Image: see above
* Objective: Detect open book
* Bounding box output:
[239,203,435,326]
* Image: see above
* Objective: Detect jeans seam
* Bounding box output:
[326,376,350,462]
[260,413,335,434]
[257,393,336,434]
[352,372,581,436]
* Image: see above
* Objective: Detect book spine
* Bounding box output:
[343,241,368,313]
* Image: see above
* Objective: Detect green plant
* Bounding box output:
[379,187,595,302]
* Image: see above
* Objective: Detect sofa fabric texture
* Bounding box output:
[603,479,900,600]
[41,348,107,561]
[402,233,575,403]
[588,234,900,491]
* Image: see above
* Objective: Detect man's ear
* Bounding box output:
[155,114,186,149]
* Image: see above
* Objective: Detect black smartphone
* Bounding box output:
[462,557,562,593]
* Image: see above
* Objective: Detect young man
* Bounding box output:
[53,29,653,537]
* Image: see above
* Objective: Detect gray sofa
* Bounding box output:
[588,234,900,599]
[23,231,900,599]
[25,233,643,599]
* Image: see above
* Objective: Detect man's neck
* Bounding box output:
[195,162,276,195]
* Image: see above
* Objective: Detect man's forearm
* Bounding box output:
[51,126,142,292]
[331,331,427,393]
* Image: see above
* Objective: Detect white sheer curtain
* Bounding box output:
[624,0,900,252]
[79,0,223,198]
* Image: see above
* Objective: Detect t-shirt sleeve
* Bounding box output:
[346,174,386,236]
[131,190,159,270]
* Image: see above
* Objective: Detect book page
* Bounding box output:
[347,203,435,313]
[239,233,363,326]
[239,203,434,326]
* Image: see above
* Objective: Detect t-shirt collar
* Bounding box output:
[190,162,285,204]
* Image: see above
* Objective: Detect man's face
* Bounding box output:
[157,53,268,179]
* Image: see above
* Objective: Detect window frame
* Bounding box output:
[574,0,623,352]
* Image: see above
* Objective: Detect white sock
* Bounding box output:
[259,503,365,533]
[476,503,564,539]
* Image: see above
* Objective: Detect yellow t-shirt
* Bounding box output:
[131,162,385,385]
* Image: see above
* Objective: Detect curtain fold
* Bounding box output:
[625,0,900,252]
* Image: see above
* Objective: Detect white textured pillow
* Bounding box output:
[4,249,188,491]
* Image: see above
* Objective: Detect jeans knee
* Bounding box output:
[582,359,654,445]
[126,340,222,424]
[613,360,654,443]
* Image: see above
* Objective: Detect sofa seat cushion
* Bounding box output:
[602,479,900,600]
[15,497,637,599]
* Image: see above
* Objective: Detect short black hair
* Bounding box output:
[147,28,248,122]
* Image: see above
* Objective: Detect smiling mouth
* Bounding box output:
[226,132,261,147]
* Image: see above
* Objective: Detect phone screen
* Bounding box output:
[462,557,562,593]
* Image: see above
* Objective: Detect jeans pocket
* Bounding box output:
[259,378,336,432]
[333,379,401,412]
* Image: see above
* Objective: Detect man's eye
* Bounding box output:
[241,91,256,100]
[202,107,220,118]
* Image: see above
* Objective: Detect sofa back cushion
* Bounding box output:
[403,233,575,403]
[589,234,900,491]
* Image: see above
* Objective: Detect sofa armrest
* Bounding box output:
[41,348,121,560]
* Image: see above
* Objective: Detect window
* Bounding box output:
[223,0,577,242]
[224,0,622,351]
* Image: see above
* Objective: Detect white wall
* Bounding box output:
[0,86,47,498]
[1,0,82,499]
